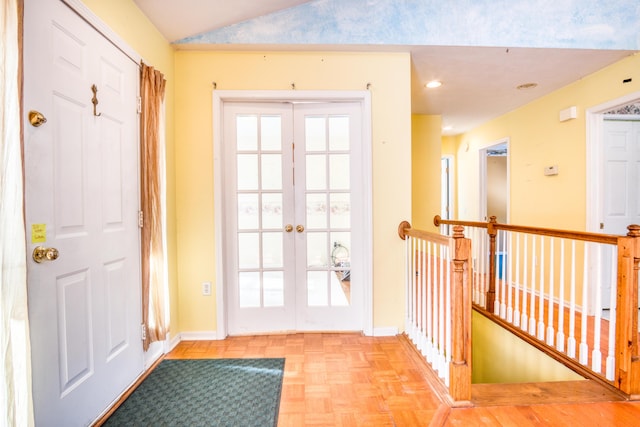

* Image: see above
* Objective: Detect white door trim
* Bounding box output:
[586,90,640,233]
[213,90,373,338]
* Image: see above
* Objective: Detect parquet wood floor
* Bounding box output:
[165,333,640,426]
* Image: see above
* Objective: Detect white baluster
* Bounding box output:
[426,241,434,364]
[507,232,514,323]
[419,239,426,355]
[494,230,500,316]
[591,244,602,374]
[537,236,546,341]
[444,245,452,387]
[411,237,417,343]
[480,231,486,308]
[605,247,617,381]
[546,238,555,347]
[514,233,521,327]
[521,234,529,331]
[473,228,480,305]
[529,235,537,335]
[579,243,589,366]
[438,245,446,378]
[405,237,412,334]
[500,231,507,319]
[567,240,577,359]
[556,239,566,353]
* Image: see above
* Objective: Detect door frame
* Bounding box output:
[586,91,640,313]
[213,90,373,338]
[586,90,640,234]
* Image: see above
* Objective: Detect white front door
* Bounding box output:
[601,117,640,308]
[24,1,143,425]
[223,101,365,334]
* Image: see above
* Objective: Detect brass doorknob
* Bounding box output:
[28,110,47,127]
[284,224,293,232]
[32,246,59,263]
[296,225,305,233]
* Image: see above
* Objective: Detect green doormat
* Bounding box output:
[104,358,285,427]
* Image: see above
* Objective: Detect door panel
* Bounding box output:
[225,103,295,333]
[601,119,640,309]
[294,104,362,330]
[24,1,142,425]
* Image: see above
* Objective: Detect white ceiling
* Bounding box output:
[133,0,636,135]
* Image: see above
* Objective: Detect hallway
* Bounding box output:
[165,333,640,426]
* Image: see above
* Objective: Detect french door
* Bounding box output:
[223,101,365,334]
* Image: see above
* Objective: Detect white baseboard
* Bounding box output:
[178,331,219,341]
[372,327,399,337]
[167,333,182,352]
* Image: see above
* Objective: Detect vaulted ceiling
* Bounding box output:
[133,0,639,135]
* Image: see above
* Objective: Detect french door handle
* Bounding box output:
[285,224,293,233]
[296,225,305,233]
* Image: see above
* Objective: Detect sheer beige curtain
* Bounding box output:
[140,63,168,351]
[1,0,35,424]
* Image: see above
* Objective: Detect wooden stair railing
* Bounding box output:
[433,215,640,397]
[398,221,472,402]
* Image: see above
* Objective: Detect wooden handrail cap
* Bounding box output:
[627,224,640,237]
[398,221,411,240]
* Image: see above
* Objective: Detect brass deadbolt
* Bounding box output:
[28,110,47,127]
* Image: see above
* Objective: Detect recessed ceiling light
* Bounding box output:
[443,126,453,131]
[516,82,538,90]
[425,80,442,88]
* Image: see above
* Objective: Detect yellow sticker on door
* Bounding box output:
[31,224,46,243]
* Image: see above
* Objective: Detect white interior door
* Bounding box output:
[600,117,640,308]
[223,101,364,334]
[24,1,143,425]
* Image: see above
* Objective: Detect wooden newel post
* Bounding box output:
[450,225,472,402]
[486,216,498,313]
[615,225,640,396]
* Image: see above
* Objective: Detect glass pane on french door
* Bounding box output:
[236,112,289,308]
[302,115,352,307]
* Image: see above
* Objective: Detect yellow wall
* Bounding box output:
[411,115,442,230]
[79,0,180,336]
[457,53,640,229]
[174,51,412,332]
[472,311,582,383]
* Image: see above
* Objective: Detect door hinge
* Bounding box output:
[137,96,142,114]
[600,222,604,230]
[141,323,147,341]
[138,210,144,228]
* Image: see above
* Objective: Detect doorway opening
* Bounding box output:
[586,93,640,314]
[479,139,510,223]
